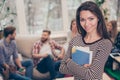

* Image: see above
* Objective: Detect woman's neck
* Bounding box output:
[84,32,101,43]
[72,30,78,37]
[72,30,78,38]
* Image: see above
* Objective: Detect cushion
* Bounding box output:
[18,53,23,61]
[33,68,50,80]
[16,35,40,58]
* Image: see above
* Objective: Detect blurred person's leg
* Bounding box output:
[37,55,56,79]
[21,59,33,79]
[55,60,65,78]
[9,72,31,80]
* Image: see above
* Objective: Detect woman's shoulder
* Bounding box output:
[72,33,82,40]
[99,38,112,48]
[102,38,112,44]
[69,33,82,44]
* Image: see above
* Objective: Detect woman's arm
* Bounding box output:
[59,42,73,74]
[65,40,112,79]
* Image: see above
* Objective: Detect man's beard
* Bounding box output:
[41,38,48,43]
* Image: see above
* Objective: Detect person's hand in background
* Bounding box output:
[17,67,26,75]
[32,53,48,58]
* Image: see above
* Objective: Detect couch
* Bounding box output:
[15,35,67,80]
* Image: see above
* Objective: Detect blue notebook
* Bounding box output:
[72,46,92,65]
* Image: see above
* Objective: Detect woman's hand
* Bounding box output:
[66,59,91,68]
[83,64,90,67]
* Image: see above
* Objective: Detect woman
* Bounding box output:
[59,1,112,80]
[67,19,78,42]
[106,20,118,42]
[64,19,78,53]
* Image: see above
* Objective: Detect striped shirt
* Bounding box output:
[59,34,112,80]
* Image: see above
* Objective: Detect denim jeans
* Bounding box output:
[36,55,64,80]
[55,60,64,78]
[9,59,33,80]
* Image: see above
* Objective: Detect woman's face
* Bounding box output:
[71,21,77,32]
[106,22,112,32]
[80,10,99,34]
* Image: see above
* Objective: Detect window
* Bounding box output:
[67,0,91,25]
[0,0,119,35]
[67,0,81,24]
[24,0,63,34]
[0,0,18,33]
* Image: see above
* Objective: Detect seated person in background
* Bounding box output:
[105,32,120,70]
[106,20,118,42]
[0,26,33,80]
[64,19,79,52]
[111,32,120,53]
[67,19,78,42]
[32,30,65,80]
[107,20,120,53]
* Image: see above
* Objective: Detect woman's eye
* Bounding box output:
[80,19,85,22]
[89,18,94,21]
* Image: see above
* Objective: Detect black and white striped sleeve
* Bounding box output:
[60,39,112,79]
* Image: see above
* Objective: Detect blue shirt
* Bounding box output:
[0,39,18,66]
